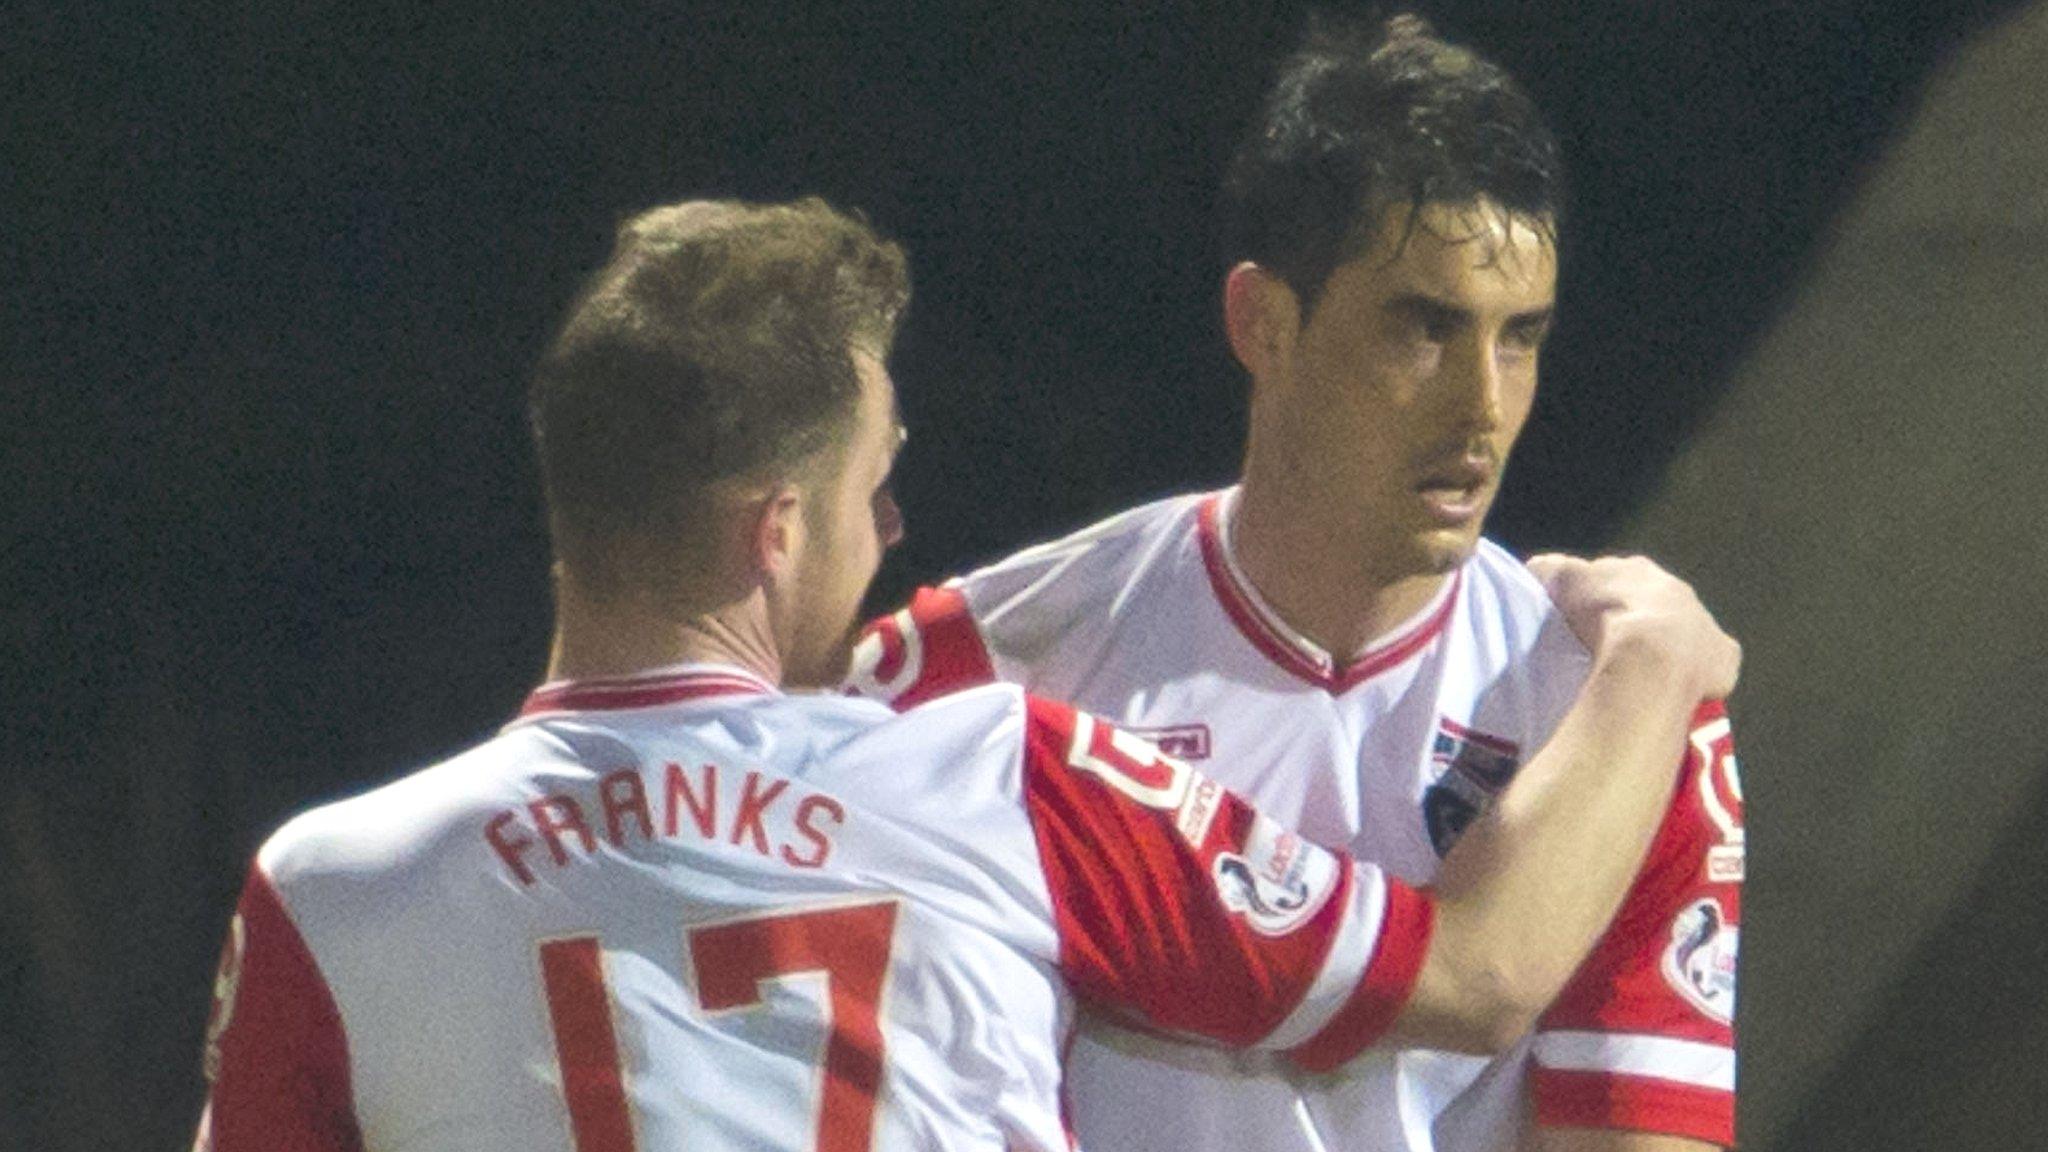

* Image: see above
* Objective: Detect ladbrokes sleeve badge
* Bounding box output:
[1212,813,1339,937]
[1661,897,1738,1024]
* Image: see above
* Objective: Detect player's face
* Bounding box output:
[783,350,907,687]
[1275,201,1556,578]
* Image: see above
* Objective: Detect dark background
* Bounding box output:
[3,2,2030,1147]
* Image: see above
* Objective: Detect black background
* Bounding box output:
[2,2,2022,1146]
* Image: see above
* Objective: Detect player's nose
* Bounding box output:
[1442,336,1505,432]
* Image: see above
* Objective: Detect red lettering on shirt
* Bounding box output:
[482,763,850,883]
[531,795,596,865]
[665,762,718,840]
[599,769,654,845]
[731,772,789,855]
[485,811,538,886]
[782,794,846,869]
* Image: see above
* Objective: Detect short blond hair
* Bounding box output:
[528,197,909,591]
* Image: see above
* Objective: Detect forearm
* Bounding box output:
[1392,650,1699,1051]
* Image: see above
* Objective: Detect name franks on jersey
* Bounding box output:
[485,764,847,885]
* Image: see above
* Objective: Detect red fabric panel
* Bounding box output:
[195,865,364,1152]
[1532,700,1740,1142]
[1020,695,1377,1048]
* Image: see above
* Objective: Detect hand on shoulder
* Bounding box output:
[1526,553,1741,703]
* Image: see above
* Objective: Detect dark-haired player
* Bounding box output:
[193,197,1735,1152]
[849,15,1742,1152]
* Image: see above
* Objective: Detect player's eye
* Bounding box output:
[1388,300,1462,346]
[1501,317,1551,356]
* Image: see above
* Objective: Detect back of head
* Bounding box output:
[1221,11,1564,314]
[529,197,909,599]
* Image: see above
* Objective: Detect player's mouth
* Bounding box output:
[1413,459,1494,526]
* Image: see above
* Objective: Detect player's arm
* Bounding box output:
[1379,555,1742,1056]
[192,863,364,1152]
[1517,701,1743,1150]
[843,585,999,707]
[1019,695,1435,1058]
[1018,555,1738,1067]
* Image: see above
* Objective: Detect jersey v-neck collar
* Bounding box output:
[514,662,779,721]
[1196,489,1460,693]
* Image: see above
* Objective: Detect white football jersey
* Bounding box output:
[847,488,1744,1150]
[194,663,1438,1152]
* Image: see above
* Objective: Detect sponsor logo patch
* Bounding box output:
[1707,844,1746,883]
[1125,723,1213,761]
[1213,814,1339,936]
[1691,718,1746,883]
[1421,717,1521,856]
[1176,777,1224,848]
[1662,897,1739,1024]
[1066,713,1194,812]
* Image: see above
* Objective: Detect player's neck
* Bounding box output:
[1228,482,1453,661]
[546,579,783,686]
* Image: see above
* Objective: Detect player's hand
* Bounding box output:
[1527,553,1741,701]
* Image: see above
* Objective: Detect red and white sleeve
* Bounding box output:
[192,864,364,1152]
[843,585,1000,710]
[1529,700,1743,1146]
[1016,695,1435,1068]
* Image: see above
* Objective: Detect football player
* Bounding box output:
[196,196,1737,1152]
[849,14,1743,1152]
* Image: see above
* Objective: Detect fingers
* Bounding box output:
[1522,552,1579,591]
[1528,551,1741,702]
[1524,553,1566,582]
[1700,633,1742,701]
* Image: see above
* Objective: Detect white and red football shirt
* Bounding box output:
[194,663,1436,1152]
[847,488,1745,1150]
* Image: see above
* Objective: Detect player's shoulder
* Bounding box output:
[1434,540,1596,741]
[823,681,1034,780]
[796,683,1056,859]
[256,728,558,889]
[1464,537,1558,613]
[1458,539,1587,654]
[849,490,1218,707]
[950,488,1215,653]
[954,488,1212,608]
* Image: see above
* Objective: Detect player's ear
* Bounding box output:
[1224,262,1302,380]
[749,485,806,581]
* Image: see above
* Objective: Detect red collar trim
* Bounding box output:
[516,665,777,719]
[1196,493,1459,693]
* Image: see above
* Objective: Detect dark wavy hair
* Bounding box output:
[1220,12,1565,314]
[529,197,909,593]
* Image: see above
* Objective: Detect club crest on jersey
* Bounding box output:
[1662,897,1739,1024]
[1212,814,1338,936]
[1421,718,1521,856]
